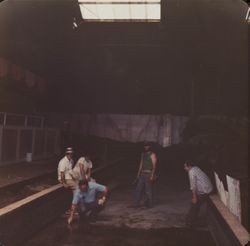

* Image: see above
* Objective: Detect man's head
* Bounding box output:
[65,147,73,160]
[84,154,90,161]
[143,142,152,152]
[184,161,193,172]
[78,179,89,192]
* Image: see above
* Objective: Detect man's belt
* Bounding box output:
[141,170,152,173]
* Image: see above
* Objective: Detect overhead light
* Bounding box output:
[72,21,78,29]
[72,17,84,29]
[77,0,161,22]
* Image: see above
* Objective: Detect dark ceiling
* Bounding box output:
[0,0,248,115]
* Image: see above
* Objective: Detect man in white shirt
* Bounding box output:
[184,161,213,227]
[70,156,94,182]
[58,147,77,189]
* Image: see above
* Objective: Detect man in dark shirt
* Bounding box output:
[133,142,157,208]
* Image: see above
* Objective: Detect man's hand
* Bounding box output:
[98,196,106,205]
[85,175,92,181]
[68,204,76,225]
[68,215,73,225]
[192,197,197,204]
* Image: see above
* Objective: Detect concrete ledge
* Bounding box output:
[0,184,63,217]
[208,194,249,246]
[0,184,71,246]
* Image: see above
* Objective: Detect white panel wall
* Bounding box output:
[214,172,242,222]
[70,114,188,147]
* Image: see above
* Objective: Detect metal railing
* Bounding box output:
[0,113,60,166]
[0,112,44,128]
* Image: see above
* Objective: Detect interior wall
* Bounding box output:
[69,114,189,147]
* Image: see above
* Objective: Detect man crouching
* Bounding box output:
[68,179,108,225]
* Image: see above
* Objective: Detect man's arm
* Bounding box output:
[61,172,66,185]
[59,161,66,185]
[87,166,92,179]
[150,153,157,181]
[68,191,79,224]
[189,172,197,204]
[98,187,108,205]
[136,154,143,179]
[86,161,92,180]
[191,189,197,204]
[79,164,87,180]
[68,204,77,225]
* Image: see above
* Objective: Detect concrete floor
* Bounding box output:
[92,184,190,229]
[25,179,216,246]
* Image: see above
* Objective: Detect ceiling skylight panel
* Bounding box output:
[130,4,147,20]
[146,4,161,20]
[78,0,161,22]
[96,4,115,20]
[113,4,130,20]
[79,4,99,20]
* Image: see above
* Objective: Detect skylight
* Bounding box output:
[78,0,161,22]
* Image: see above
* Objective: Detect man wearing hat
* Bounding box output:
[57,147,77,189]
[133,142,157,208]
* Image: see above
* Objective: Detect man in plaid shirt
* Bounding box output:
[184,161,213,227]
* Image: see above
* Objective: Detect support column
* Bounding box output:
[190,79,195,117]
[31,129,36,160]
[16,128,21,161]
[44,129,48,158]
[102,139,108,166]
[0,126,3,165]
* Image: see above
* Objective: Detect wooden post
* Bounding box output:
[102,139,108,166]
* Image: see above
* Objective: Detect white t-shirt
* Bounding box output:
[57,156,74,181]
[70,157,93,180]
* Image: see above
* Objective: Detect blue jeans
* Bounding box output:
[186,194,208,226]
[134,173,153,207]
[79,200,103,219]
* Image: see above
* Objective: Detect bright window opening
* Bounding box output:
[78,0,161,22]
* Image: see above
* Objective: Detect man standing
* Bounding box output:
[134,142,157,208]
[68,179,108,224]
[184,161,213,227]
[58,147,77,189]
